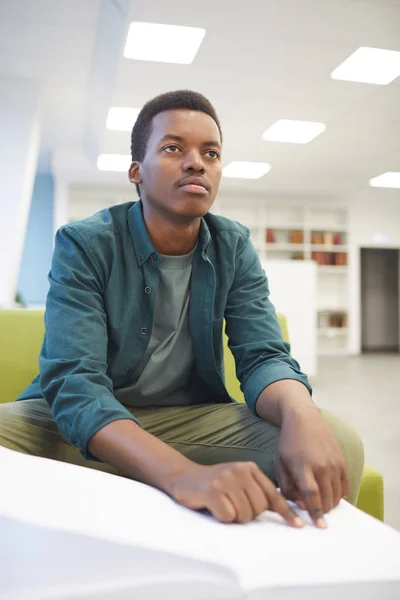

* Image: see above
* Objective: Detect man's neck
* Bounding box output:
[141,202,200,256]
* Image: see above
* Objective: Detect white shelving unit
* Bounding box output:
[219,199,349,357]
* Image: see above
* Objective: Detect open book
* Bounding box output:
[1,445,400,600]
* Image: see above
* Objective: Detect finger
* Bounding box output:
[278,460,305,509]
[331,469,343,508]
[226,487,254,523]
[317,472,334,514]
[208,490,237,523]
[243,477,269,519]
[252,466,304,528]
[295,468,326,528]
[276,459,297,501]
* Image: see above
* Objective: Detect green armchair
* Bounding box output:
[0,309,384,521]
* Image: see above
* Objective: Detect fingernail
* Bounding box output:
[316,518,327,529]
[294,517,304,528]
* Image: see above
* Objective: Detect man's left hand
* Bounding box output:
[276,405,350,527]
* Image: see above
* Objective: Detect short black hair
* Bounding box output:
[130,90,222,195]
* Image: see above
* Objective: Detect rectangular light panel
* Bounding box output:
[369,172,400,188]
[124,22,206,64]
[331,47,400,85]
[262,120,326,144]
[222,161,271,179]
[106,107,141,131]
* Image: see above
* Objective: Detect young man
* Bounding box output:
[0,90,364,527]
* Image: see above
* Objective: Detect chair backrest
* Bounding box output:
[223,313,289,403]
[0,309,289,405]
[0,310,45,404]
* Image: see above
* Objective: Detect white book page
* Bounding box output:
[2,446,400,599]
[212,502,400,595]
[0,447,241,600]
[1,515,240,600]
[0,446,217,559]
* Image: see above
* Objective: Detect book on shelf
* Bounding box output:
[311,231,344,246]
[265,229,304,245]
[266,228,276,244]
[292,252,305,261]
[318,311,348,328]
[335,252,348,266]
[312,252,348,266]
[288,230,304,244]
[1,446,400,600]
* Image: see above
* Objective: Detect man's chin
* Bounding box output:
[172,194,215,218]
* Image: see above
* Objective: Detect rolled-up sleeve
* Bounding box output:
[39,225,138,459]
[224,235,312,414]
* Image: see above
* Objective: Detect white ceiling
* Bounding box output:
[1,0,400,200]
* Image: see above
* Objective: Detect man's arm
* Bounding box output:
[39,225,138,457]
[256,380,350,527]
[254,379,315,427]
[225,235,349,527]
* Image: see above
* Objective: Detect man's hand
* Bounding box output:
[168,461,304,527]
[277,405,350,528]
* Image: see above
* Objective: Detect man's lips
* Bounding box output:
[179,183,208,194]
[178,177,210,193]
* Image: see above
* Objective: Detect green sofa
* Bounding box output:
[0,309,384,521]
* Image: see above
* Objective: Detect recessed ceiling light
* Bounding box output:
[106,107,141,131]
[331,47,400,85]
[97,154,131,172]
[124,22,206,64]
[222,161,271,179]
[262,120,326,144]
[369,172,400,188]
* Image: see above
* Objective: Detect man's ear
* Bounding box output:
[129,162,142,184]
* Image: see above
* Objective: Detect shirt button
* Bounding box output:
[139,254,145,261]
[151,253,157,261]
[141,327,148,335]
[144,286,151,294]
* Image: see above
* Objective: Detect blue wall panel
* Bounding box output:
[17,173,54,305]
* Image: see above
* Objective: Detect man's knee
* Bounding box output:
[0,399,118,476]
[0,398,59,454]
[320,408,365,505]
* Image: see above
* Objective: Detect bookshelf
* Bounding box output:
[219,200,349,357]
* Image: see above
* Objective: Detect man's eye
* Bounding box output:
[206,150,219,159]
[164,145,180,153]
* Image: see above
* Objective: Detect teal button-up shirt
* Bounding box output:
[18,200,311,457]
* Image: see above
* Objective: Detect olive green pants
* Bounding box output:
[0,398,364,505]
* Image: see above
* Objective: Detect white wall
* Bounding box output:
[261,260,317,377]
[348,190,400,355]
[68,184,133,222]
[0,77,41,306]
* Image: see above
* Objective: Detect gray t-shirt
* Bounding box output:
[114,244,210,407]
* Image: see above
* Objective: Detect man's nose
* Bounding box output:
[182,150,205,172]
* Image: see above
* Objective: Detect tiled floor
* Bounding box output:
[310,354,400,531]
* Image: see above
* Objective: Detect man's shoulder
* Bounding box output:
[204,212,250,241]
[60,202,134,245]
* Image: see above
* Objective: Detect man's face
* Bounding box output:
[130,109,222,221]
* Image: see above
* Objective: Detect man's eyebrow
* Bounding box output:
[159,134,221,148]
[203,139,222,149]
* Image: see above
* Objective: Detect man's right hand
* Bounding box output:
[168,461,304,526]
[89,421,303,527]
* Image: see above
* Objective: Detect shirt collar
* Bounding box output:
[128,199,212,267]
